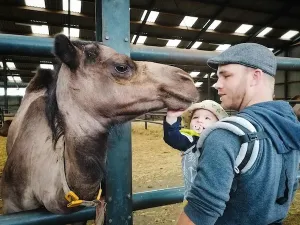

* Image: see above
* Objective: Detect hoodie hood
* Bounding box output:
[238,101,300,154]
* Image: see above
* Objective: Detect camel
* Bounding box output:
[1,34,198,219]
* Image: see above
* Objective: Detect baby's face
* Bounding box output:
[190,109,218,133]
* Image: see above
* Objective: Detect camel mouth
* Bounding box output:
[163,90,197,110]
[167,90,197,102]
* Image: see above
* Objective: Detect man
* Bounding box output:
[177,43,300,225]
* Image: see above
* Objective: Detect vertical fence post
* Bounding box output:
[95,0,132,225]
[3,59,8,113]
[284,50,289,99]
[144,114,148,130]
[207,73,211,99]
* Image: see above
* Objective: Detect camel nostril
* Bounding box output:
[176,72,193,82]
[181,75,192,82]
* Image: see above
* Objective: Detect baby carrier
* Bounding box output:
[197,116,290,205]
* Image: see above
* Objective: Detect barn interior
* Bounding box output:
[0,0,300,117]
[0,1,300,225]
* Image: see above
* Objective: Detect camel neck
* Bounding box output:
[63,132,108,200]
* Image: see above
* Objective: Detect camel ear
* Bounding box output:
[54,34,79,70]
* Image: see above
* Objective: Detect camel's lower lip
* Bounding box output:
[168,107,186,111]
[164,91,196,104]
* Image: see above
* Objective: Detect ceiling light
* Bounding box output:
[25,0,45,8]
[136,36,147,44]
[191,41,202,49]
[257,27,272,37]
[141,10,159,22]
[63,27,80,38]
[7,76,22,83]
[147,11,159,23]
[166,39,181,47]
[31,25,49,35]
[141,10,147,21]
[131,35,137,43]
[280,30,299,40]
[189,72,200,77]
[195,82,203,87]
[180,16,198,28]
[63,0,81,13]
[207,20,221,30]
[40,64,54,69]
[6,62,16,69]
[235,24,253,34]
[216,44,231,51]
[6,88,26,96]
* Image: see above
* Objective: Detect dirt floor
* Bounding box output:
[132,122,184,225]
[0,122,299,224]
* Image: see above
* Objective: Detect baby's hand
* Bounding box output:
[167,110,185,118]
[166,110,185,125]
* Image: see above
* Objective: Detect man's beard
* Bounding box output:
[222,87,246,111]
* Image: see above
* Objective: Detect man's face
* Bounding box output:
[214,64,251,111]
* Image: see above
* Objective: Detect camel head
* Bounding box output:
[54,34,199,127]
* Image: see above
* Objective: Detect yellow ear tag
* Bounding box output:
[67,200,83,208]
[65,191,80,202]
[96,189,102,201]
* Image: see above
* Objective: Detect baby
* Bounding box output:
[163,100,228,200]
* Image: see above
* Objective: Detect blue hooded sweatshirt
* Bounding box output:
[184,101,300,225]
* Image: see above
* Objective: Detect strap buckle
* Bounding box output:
[247,132,258,142]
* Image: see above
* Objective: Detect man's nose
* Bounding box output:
[214,79,222,90]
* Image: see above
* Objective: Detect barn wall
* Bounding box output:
[0,96,22,113]
[275,48,300,100]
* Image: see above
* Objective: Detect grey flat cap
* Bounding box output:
[207,43,277,76]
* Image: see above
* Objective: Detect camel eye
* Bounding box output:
[115,64,129,74]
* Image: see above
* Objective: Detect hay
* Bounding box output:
[0,137,7,173]
[0,137,7,214]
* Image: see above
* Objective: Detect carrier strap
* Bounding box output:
[223,120,268,172]
[197,116,269,174]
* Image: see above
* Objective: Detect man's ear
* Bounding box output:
[251,69,263,87]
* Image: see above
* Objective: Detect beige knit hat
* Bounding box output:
[181,100,228,128]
